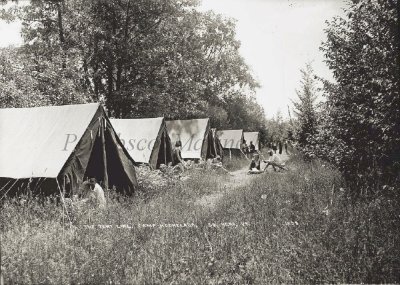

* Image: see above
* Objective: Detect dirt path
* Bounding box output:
[195,152,290,208]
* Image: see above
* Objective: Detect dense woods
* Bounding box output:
[0,0,267,137]
[293,0,400,199]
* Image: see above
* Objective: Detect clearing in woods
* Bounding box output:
[195,152,290,208]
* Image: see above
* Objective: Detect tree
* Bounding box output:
[1,0,267,135]
[4,1,258,113]
[264,111,291,144]
[0,47,89,108]
[315,0,400,195]
[0,47,42,108]
[292,63,318,150]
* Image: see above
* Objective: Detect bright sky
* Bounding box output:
[0,0,347,119]
[199,0,347,118]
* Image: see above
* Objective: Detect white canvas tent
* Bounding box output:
[166,118,218,160]
[110,117,173,169]
[244,132,260,150]
[0,103,137,196]
[216,129,244,150]
[216,129,245,159]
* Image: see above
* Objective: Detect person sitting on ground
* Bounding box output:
[249,141,256,154]
[263,150,286,172]
[248,153,261,173]
[172,140,185,172]
[82,178,106,209]
[211,155,233,176]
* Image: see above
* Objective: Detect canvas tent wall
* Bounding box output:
[166,118,218,160]
[0,103,137,197]
[244,132,260,150]
[216,129,244,158]
[217,130,244,150]
[110,117,173,169]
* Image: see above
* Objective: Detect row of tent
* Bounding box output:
[0,103,260,196]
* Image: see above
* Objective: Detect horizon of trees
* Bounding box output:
[0,0,269,141]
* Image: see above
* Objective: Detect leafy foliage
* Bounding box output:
[296,0,400,197]
[0,47,90,108]
[292,63,319,151]
[0,0,266,134]
[264,111,292,144]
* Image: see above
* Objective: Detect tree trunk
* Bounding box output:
[56,1,67,69]
[107,62,114,114]
[93,34,100,100]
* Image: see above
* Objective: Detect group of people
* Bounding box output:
[171,141,231,174]
[268,140,289,155]
[74,140,287,209]
[241,140,257,157]
[248,150,286,174]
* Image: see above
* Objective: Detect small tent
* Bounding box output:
[244,132,260,150]
[0,103,137,197]
[110,117,173,169]
[166,118,219,160]
[216,129,245,158]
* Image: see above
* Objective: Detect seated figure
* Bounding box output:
[263,150,286,172]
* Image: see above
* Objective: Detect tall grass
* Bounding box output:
[223,156,250,171]
[1,156,400,283]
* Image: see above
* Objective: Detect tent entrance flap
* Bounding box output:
[206,131,218,158]
[81,127,135,193]
[83,126,106,186]
[156,131,173,168]
[104,123,137,194]
[104,128,134,194]
[83,124,136,194]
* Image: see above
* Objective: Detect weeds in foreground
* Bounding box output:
[224,156,250,171]
[1,158,400,283]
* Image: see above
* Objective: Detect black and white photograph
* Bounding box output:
[0,0,399,283]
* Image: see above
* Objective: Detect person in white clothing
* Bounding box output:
[264,150,286,172]
[82,178,106,209]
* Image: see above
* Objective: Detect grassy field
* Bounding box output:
[1,153,400,284]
